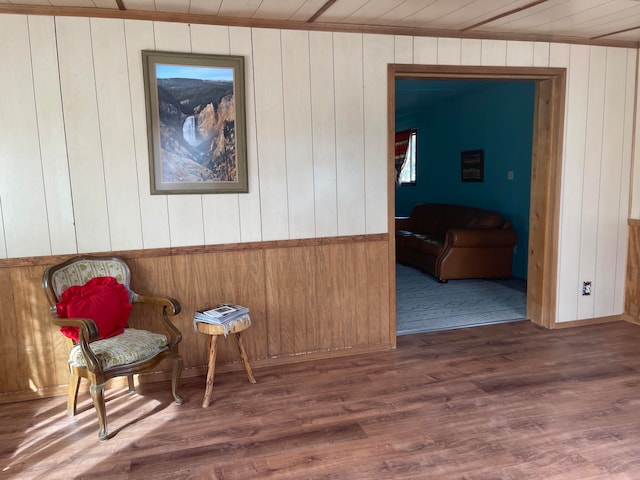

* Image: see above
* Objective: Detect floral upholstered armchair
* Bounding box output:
[42,255,183,441]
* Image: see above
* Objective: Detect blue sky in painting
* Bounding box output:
[156,64,233,81]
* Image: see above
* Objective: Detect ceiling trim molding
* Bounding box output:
[307,0,337,23]
[592,25,640,40]
[0,4,636,49]
[463,0,550,32]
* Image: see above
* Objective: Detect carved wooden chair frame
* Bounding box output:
[42,255,183,441]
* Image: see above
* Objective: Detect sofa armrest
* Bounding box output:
[445,228,518,248]
[395,217,412,231]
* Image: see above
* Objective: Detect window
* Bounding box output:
[396,129,417,185]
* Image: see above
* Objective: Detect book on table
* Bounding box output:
[194,303,249,325]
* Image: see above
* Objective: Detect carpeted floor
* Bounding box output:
[396,263,527,335]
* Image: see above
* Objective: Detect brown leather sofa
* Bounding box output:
[395,203,518,282]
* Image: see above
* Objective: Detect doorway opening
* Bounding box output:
[387,65,567,346]
[395,78,533,335]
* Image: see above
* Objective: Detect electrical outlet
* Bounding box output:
[582,281,591,296]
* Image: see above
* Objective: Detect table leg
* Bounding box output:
[236,332,256,384]
[202,335,218,408]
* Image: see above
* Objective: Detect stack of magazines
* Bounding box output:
[194,303,249,326]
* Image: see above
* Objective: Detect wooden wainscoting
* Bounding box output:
[625,220,640,321]
[0,234,391,403]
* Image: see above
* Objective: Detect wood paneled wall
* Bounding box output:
[556,45,635,322]
[392,39,636,324]
[0,236,390,402]
[0,15,393,260]
[0,11,638,391]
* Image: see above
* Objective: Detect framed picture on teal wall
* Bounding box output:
[461,150,484,182]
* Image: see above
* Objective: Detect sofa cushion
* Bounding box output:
[413,234,444,256]
[395,230,413,248]
[408,203,504,235]
[396,232,443,255]
[467,211,504,229]
[406,204,447,234]
[439,205,502,231]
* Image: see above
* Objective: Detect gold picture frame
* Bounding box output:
[142,50,248,194]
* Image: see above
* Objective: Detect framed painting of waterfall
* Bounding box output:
[142,50,248,194]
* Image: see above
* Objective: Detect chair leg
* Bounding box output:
[67,374,81,417]
[127,375,135,392]
[171,354,183,406]
[236,332,256,384]
[89,382,108,442]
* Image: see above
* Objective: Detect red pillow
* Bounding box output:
[56,276,132,342]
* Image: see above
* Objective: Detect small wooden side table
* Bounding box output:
[196,315,256,408]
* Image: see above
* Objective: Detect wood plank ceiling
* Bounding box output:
[1,0,640,46]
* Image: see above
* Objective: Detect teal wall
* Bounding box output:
[395,81,535,279]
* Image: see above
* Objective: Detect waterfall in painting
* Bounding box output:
[183,115,199,146]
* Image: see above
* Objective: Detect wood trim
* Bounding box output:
[545,73,566,328]
[0,233,388,269]
[0,4,636,49]
[630,53,640,221]
[526,73,566,329]
[394,64,567,80]
[462,0,551,32]
[214,343,392,373]
[307,0,337,23]
[388,65,397,349]
[592,25,640,40]
[554,315,625,328]
[623,53,639,314]
[527,80,548,326]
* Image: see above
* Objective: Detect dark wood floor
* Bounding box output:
[3,320,640,479]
